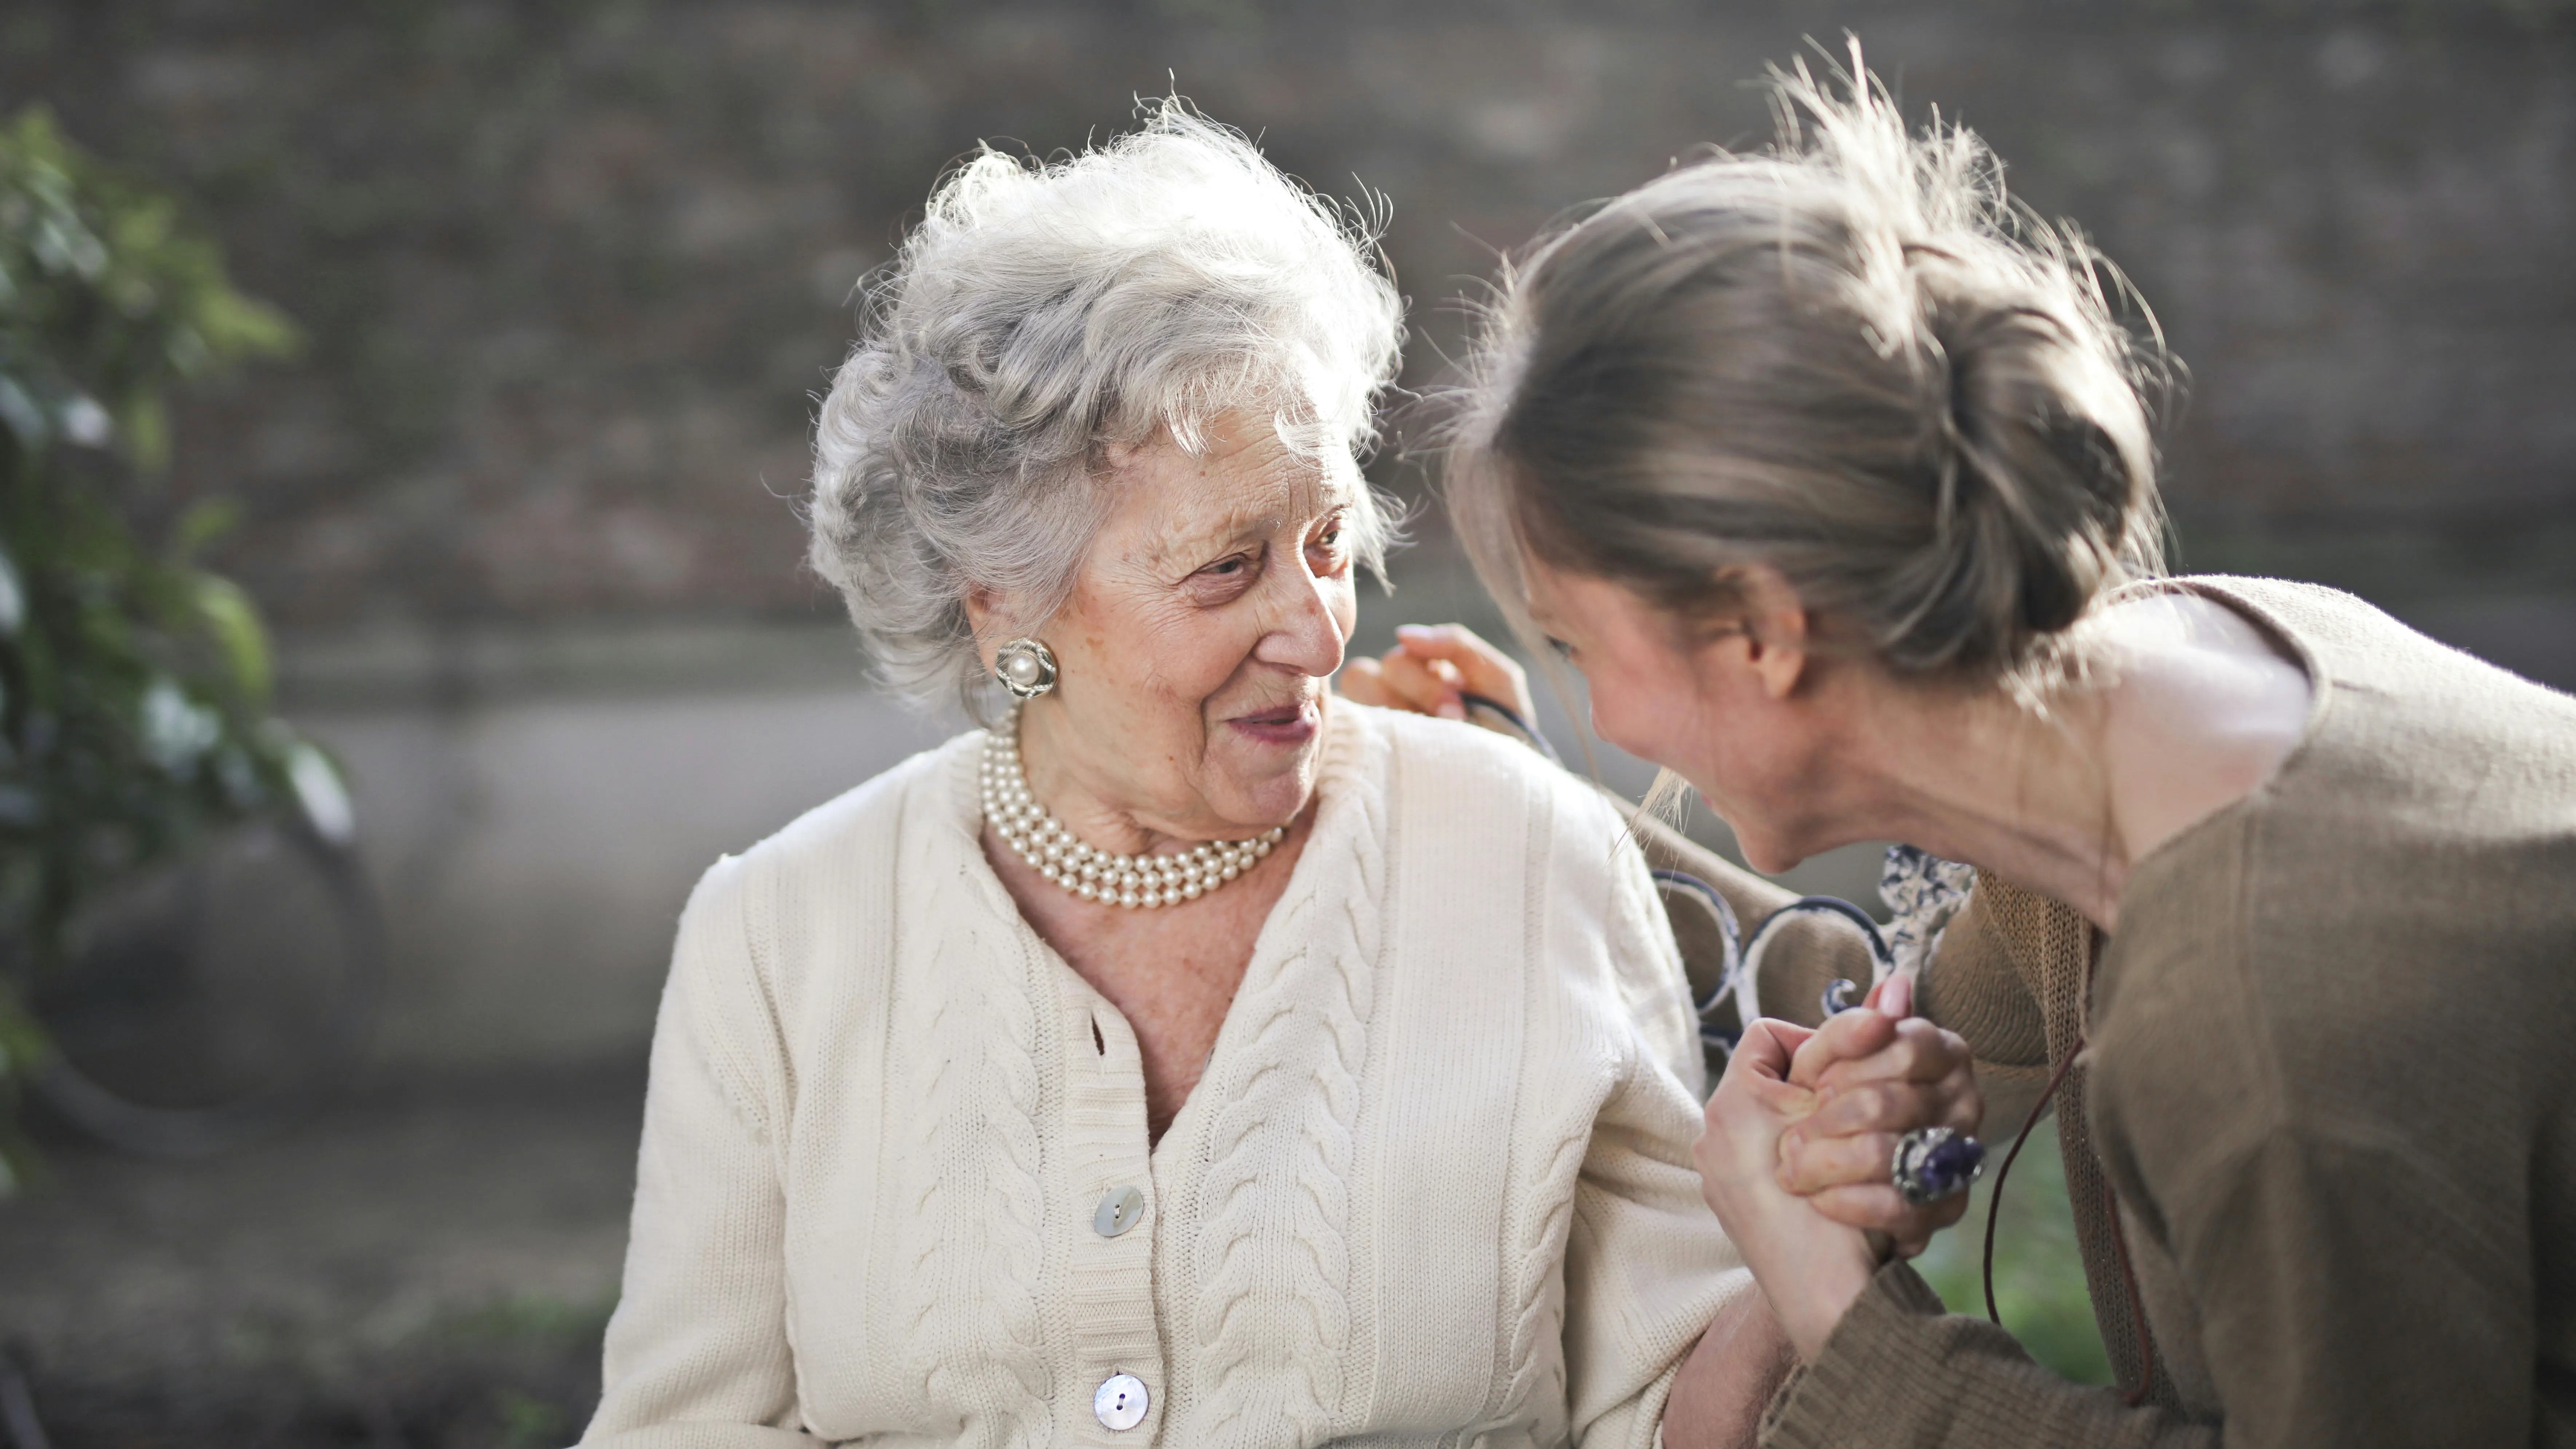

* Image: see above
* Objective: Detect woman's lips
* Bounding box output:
[1225,700,1320,747]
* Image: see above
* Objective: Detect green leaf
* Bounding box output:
[196,288,299,362]
[191,571,272,704]
[172,497,243,558]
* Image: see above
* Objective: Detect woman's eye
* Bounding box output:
[1545,636,1575,660]
[1185,551,1262,600]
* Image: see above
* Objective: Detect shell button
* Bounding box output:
[1093,1373,1150,1431]
[1093,1185,1145,1238]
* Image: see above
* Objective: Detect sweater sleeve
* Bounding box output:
[1565,835,1758,1449]
[1914,883,2056,1139]
[1758,887,2223,1449]
[582,855,822,1449]
[1564,1053,1759,1449]
[1608,827,1713,1099]
[1759,1261,2218,1449]
[1762,1117,2537,1449]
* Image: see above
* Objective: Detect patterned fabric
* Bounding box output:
[1877,845,1977,980]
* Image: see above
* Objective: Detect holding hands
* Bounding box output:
[1700,975,1981,1357]
[1351,621,1985,1359]
[1774,975,1982,1252]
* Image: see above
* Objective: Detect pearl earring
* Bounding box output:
[992,637,1058,699]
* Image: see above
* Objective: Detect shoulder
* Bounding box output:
[2173,575,2576,721]
[669,727,983,990]
[1339,703,1699,1087]
[1343,701,1635,865]
[735,727,982,876]
[2140,574,2395,643]
[2124,574,2576,911]
[1338,702,1650,922]
[2127,577,2576,982]
[654,730,990,1107]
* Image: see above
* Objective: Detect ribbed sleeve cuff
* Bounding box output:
[1759,1259,1952,1449]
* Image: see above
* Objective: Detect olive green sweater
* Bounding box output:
[1759,577,2576,1447]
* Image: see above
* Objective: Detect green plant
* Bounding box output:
[1913,1126,2116,1386]
[0,106,343,1192]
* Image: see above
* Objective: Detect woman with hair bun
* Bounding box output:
[1404,51,2576,1448]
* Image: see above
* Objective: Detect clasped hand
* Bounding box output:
[1697,975,1981,1359]
[1340,625,1984,1358]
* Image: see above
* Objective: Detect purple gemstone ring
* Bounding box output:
[1891,1126,1986,1206]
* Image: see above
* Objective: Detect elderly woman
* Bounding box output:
[1432,55,2576,1449]
[579,107,1968,1449]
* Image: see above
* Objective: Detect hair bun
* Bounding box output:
[1450,50,2169,691]
[1895,282,2161,672]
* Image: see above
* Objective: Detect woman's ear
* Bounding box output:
[963,586,1002,668]
[1733,565,1811,700]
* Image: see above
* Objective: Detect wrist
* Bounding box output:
[1776,1240,1879,1362]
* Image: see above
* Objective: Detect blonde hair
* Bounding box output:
[1449,46,2169,692]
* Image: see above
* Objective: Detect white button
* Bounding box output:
[1094,1373,1149,1431]
[1094,1185,1145,1237]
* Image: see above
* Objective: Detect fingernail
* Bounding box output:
[1397,623,1433,636]
[1881,975,1914,1019]
[1437,700,1465,720]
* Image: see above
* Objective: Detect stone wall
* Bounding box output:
[6,0,2570,628]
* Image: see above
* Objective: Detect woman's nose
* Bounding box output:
[1252,562,1347,678]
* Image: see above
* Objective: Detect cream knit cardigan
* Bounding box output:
[583,703,1747,1449]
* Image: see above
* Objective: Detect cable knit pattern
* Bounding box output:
[1187,719,1384,1447]
[583,704,1746,1449]
[1477,1116,1591,1446]
[1471,777,1589,1449]
[895,851,1053,1430]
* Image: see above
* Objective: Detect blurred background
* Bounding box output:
[0,0,2568,1443]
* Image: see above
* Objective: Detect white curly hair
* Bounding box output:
[807,101,1407,716]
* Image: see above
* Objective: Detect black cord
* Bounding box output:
[1458,692,1562,765]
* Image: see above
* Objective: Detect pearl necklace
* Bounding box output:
[980,714,1285,910]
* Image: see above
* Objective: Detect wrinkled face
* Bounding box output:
[992,412,1359,841]
[1521,558,1836,874]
